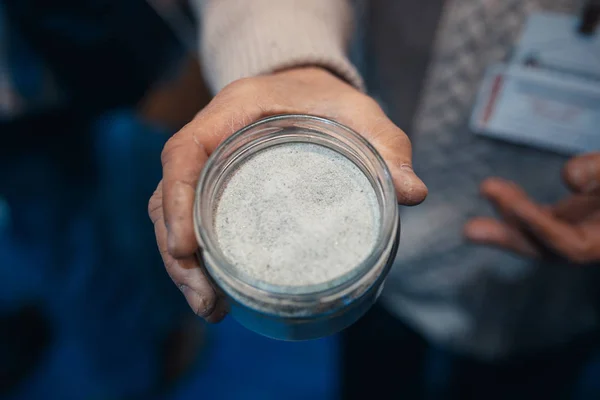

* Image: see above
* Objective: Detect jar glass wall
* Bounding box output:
[194,114,399,340]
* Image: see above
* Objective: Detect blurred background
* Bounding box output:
[2,0,600,399]
[0,0,338,398]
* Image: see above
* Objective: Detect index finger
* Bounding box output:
[161,125,209,258]
[162,98,266,258]
[511,197,593,263]
[481,177,593,262]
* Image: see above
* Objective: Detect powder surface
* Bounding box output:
[214,142,380,288]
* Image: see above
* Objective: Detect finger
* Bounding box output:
[485,181,593,263]
[563,152,600,195]
[150,186,220,318]
[483,178,600,224]
[205,297,229,324]
[464,217,541,257]
[550,194,600,223]
[511,200,595,263]
[161,126,209,258]
[333,101,428,206]
[192,249,228,323]
[480,177,531,224]
[160,231,219,318]
[366,117,428,206]
[161,80,287,258]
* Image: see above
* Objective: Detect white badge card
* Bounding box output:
[470,63,600,155]
[470,11,600,155]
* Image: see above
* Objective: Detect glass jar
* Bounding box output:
[194,114,399,340]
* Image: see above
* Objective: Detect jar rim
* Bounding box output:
[194,114,399,299]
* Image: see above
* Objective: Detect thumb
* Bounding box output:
[337,107,427,206]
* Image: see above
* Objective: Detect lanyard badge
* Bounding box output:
[470,7,600,155]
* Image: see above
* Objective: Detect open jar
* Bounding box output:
[194,114,399,340]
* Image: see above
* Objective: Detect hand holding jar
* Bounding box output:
[148,67,427,328]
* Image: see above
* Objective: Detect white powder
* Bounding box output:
[214,142,380,288]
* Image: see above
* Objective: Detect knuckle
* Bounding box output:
[373,125,412,161]
[148,182,163,224]
[162,253,178,275]
[160,134,185,166]
[147,195,162,224]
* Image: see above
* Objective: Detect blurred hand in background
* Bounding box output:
[466,152,600,264]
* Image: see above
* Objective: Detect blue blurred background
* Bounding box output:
[0,0,338,398]
[3,1,600,399]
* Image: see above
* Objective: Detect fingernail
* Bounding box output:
[180,285,209,317]
[216,308,228,322]
[397,165,428,203]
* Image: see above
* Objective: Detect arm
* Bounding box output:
[193,0,363,92]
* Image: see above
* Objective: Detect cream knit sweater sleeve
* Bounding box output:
[192,0,363,94]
